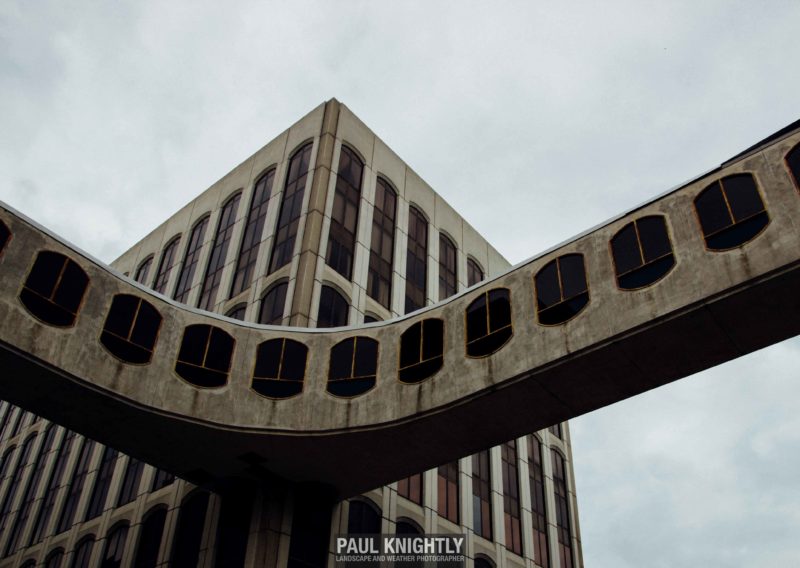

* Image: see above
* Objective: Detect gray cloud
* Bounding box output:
[2,1,800,565]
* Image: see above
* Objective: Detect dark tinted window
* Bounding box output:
[116,458,144,506]
[133,508,167,568]
[170,492,209,568]
[399,319,444,384]
[0,434,37,546]
[85,446,118,520]
[472,450,492,540]
[225,304,247,321]
[405,206,428,314]
[258,282,287,325]
[611,216,675,289]
[151,469,174,492]
[467,258,484,287]
[787,143,800,190]
[317,285,349,328]
[30,430,75,544]
[270,143,313,273]
[214,488,252,568]
[101,524,128,568]
[175,324,234,388]
[100,295,162,364]
[437,461,459,524]
[1,221,12,254]
[439,234,457,300]
[396,519,422,535]
[551,450,574,568]
[347,499,381,534]
[528,437,550,568]
[231,170,275,297]
[56,439,95,534]
[20,251,88,327]
[153,236,181,294]
[134,257,153,285]
[475,558,494,568]
[70,536,95,568]
[327,337,378,397]
[534,254,589,326]
[367,177,397,309]
[501,441,522,556]
[174,217,209,304]
[326,146,363,279]
[694,173,769,250]
[466,288,513,357]
[45,549,64,568]
[252,338,308,399]
[198,194,241,311]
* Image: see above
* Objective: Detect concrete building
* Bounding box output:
[0,100,583,567]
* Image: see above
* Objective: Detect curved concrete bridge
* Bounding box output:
[1,125,799,499]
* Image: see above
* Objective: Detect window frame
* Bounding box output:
[609,215,676,291]
[173,215,210,304]
[398,318,445,385]
[533,253,590,327]
[174,324,235,389]
[18,251,89,328]
[251,337,308,400]
[464,287,514,358]
[326,336,379,398]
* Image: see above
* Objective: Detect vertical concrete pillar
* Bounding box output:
[288,99,340,326]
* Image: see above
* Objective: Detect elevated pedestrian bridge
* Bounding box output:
[1,124,799,498]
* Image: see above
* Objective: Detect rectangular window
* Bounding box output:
[528,437,550,568]
[326,146,363,280]
[405,207,428,314]
[501,440,522,556]
[472,450,492,540]
[437,461,459,524]
[367,178,397,309]
[397,473,423,505]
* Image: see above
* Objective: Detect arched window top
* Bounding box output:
[338,144,365,186]
[153,235,181,295]
[252,338,308,399]
[175,324,234,388]
[694,173,769,250]
[19,560,36,568]
[134,256,153,285]
[317,285,349,328]
[475,555,496,568]
[71,535,95,568]
[439,233,458,301]
[225,304,247,321]
[405,206,429,314]
[328,336,378,397]
[466,288,513,357]
[786,142,800,191]
[347,498,382,534]
[100,294,162,365]
[101,523,129,568]
[173,216,209,304]
[534,253,589,326]
[399,318,444,384]
[376,174,399,195]
[198,193,241,311]
[259,282,288,325]
[0,219,11,256]
[611,215,675,290]
[20,250,89,327]
[45,548,64,568]
[467,257,484,287]
[395,518,423,535]
[134,507,167,568]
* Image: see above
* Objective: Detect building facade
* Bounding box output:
[0,100,582,567]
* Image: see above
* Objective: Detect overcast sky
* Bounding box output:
[3,1,800,566]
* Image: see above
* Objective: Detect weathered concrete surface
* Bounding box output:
[1,126,799,499]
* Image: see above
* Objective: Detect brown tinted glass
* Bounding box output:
[327,337,378,397]
[252,338,307,399]
[399,319,444,384]
[405,206,428,314]
[270,143,313,273]
[20,251,88,327]
[501,440,522,555]
[551,450,574,568]
[326,146,363,279]
[397,475,423,505]
[173,217,209,304]
[467,258,484,287]
[153,237,181,294]
[231,170,275,297]
[198,194,241,311]
[175,325,234,388]
[472,450,492,540]
[437,461,459,524]
[439,234,457,300]
[367,177,397,308]
[101,295,162,364]
[528,437,550,568]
